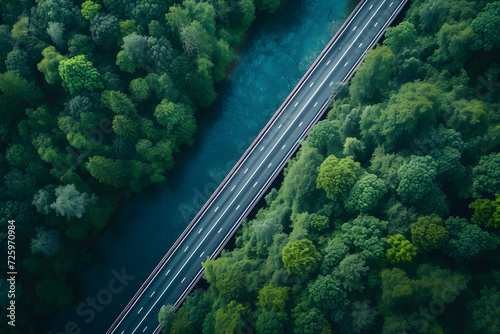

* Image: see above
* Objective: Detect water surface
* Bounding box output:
[47,0,347,332]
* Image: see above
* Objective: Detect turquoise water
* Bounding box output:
[47,0,347,332]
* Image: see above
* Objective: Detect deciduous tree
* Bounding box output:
[282,239,321,275]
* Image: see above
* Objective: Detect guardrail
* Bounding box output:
[107,0,414,332]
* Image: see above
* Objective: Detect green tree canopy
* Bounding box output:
[444,217,495,263]
[383,21,417,55]
[257,283,290,310]
[397,156,438,205]
[469,286,500,333]
[59,55,103,95]
[86,156,125,187]
[316,155,361,201]
[281,238,321,275]
[350,45,394,105]
[471,2,500,51]
[469,196,500,229]
[386,234,418,264]
[308,274,349,322]
[472,153,500,198]
[411,215,449,251]
[345,173,387,212]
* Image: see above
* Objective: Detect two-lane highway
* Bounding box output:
[107,0,408,333]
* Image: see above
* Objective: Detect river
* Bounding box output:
[47,0,347,332]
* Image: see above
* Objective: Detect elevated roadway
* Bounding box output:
[107,0,409,332]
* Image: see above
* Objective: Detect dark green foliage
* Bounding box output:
[90,14,120,48]
[0,72,43,125]
[443,217,495,263]
[308,274,349,321]
[469,286,500,333]
[472,152,500,198]
[341,215,388,262]
[471,2,500,51]
[6,47,35,81]
[397,156,438,205]
[255,309,288,334]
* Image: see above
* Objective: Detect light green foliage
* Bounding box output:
[316,155,360,201]
[240,0,256,28]
[112,115,138,142]
[129,78,150,101]
[472,153,500,198]
[86,156,125,187]
[281,239,321,275]
[340,215,388,262]
[471,2,500,51]
[38,46,67,85]
[432,22,474,70]
[345,173,387,212]
[214,301,247,334]
[257,283,290,310]
[165,4,191,38]
[444,217,495,263]
[158,304,176,331]
[101,90,137,117]
[116,51,136,73]
[397,156,438,205]
[469,196,500,229]
[350,45,394,105]
[332,253,368,292]
[50,184,92,219]
[31,227,60,256]
[81,0,101,20]
[11,16,29,38]
[256,309,288,334]
[187,57,217,107]
[384,21,417,54]
[213,39,236,82]
[411,215,448,251]
[59,55,103,95]
[308,274,349,321]
[469,286,500,333]
[446,99,490,138]
[386,234,418,264]
[378,81,442,150]
[279,143,324,213]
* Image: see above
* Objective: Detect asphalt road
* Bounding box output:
[107,0,408,333]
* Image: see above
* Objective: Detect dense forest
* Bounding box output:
[157,0,500,333]
[0,0,286,333]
